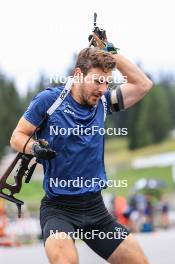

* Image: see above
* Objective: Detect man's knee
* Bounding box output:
[108,234,149,264]
[45,232,78,264]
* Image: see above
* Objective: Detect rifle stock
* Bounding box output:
[0,153,37,217]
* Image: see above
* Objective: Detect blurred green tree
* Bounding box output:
[0,74,22,158]
[127,85,172,149]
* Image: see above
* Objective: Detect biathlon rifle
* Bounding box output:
[0,116,48,218]
[88,12,106,49]
[0,76,73,218]
[89,13,119,53]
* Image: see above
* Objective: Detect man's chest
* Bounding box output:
[47,99,104,129]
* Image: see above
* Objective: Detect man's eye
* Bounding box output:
[94,80,109,85]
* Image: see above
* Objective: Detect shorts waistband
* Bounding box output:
[45,190,102,202]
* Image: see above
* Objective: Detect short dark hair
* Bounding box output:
[75,47,116,75]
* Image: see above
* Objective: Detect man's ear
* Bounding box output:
[74,68,83,83]
[74,67,82,75]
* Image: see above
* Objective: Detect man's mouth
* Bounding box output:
[92,95,100,101]
[92,94,101,99]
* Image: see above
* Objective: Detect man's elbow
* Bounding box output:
[137,78,153,98]
[10,132,17,151]
[142,78,153,94]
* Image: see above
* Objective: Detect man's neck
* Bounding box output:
[71,85,85,105]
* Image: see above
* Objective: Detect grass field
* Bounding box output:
[105,166,173,197]
[105,137,175,166]
[15,137,175,203]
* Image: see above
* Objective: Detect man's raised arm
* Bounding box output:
[91,32,153,110]
[113,53,153,109]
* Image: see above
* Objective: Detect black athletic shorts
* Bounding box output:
[40,191,130,260]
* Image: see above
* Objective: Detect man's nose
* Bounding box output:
[98,84,107,95]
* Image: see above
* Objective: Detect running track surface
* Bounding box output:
[0,230,174,264]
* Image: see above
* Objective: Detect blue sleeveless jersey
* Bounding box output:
[23,86,112,197]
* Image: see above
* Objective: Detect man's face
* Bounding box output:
[76,68,112,107]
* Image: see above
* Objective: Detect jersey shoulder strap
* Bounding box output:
[46,77,73,116]
[101,95,107,121]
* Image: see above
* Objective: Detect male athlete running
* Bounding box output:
[10,31,152,263]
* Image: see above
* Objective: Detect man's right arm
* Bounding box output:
[10,117,37,154]
[10,88,59,159]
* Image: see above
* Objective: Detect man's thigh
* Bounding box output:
[45,232,78,264]
[42,217,75,244]
[43,217,79,264]
[82,218,130,261]
[108,233,149,264]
